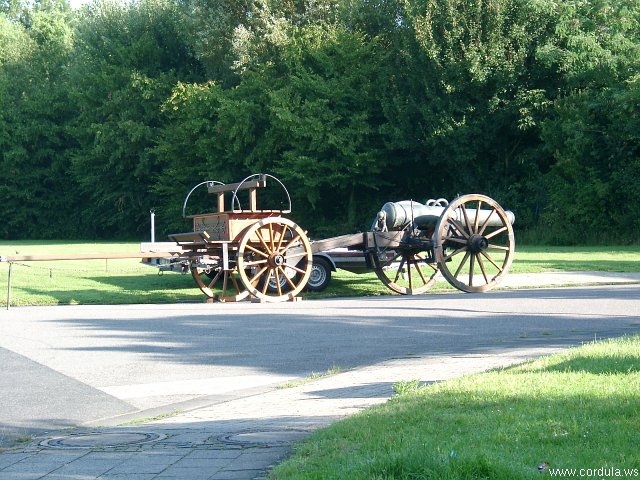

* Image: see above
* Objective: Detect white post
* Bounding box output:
[6,262,13,310]
[150,208,156,243]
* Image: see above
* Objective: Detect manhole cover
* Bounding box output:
[41,432,166,449]
[220,429,309,447]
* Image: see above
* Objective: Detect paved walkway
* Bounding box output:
[1,272,639,480]
[0,347,566,480]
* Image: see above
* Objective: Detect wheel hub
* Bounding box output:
[268,254,286,268]
[310,265,326,284]
[468,234,489,253]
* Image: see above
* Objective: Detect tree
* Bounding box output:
[176,0,253,85]
[539,0,640,243]
[261,25,390,232]
[152,80,234,234]
[0,2,79,239]
[68,0,204,238]
[375,0,559,209]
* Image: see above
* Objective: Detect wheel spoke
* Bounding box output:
[444,245,469,262]
[460,205,473,234]
[454,251,471,278]
[412,256,428,285]
[442,236,467,245]
[275,224,289,252]
[255,229,273,255]
[278,266,297,289]
[249,265,269,286]
[473,200,482,233]
[393,257,407,284]
[480,250,503,272]
[230,272,242,294]
[244,244,270,258]
[478,207,497,236]
[449,219,470,239]
[268,223,275,252]
[485,226,508,240]
[407,258,413,289]
[477,254,490,284]
[243,258,268,267]
[487,243,510,251]
[207,269,223,289]
[287,263,307,275]
[222,271,241,296]
[380,251,402,268]
[284,251,308,260]
[274,269,282,296]
[468,253,475,286]
[279,234,302,255]
[222,271,229,296]
[262,270,271,294]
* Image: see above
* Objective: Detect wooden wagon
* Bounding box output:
[169,174,313,302]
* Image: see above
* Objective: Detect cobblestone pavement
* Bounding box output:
[0,347,565,480]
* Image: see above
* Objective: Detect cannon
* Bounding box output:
[167,174,515,302]
[365,195,515,294]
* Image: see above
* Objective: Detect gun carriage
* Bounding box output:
[169,174,515,303]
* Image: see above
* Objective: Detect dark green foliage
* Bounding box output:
[0,2,80,239]
[152,80,234,234]
[233,25,391,234]
[537,0,640,244]
[66,0,204,238]
[1,0,639,243]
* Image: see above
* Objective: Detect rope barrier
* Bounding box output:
[1,252,185,311]
[2,262,153,275]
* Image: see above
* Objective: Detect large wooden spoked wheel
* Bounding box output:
[236,217,313,302]
[435,194,515,293]
[190,261,249,302]
[370,228,439,295]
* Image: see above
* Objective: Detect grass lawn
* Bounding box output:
[270,335,640,479]
[0,241,205,306]
[307,244,640,299]
[0,242,639,306]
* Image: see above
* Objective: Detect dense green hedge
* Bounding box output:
[1,0,639,243]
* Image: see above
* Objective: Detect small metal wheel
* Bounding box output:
[371,246,439,295]
[190,260,249,302]
[435,194,515,293]
[306,256,332,292]
[236,217,313,302]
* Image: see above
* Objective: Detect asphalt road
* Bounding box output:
[1,284,639,446]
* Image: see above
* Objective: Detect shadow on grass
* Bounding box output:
[304,274,393,300]
[14,272,205,305]
[528,356,640,375]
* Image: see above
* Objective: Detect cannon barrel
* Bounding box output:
[378,199,515,231]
